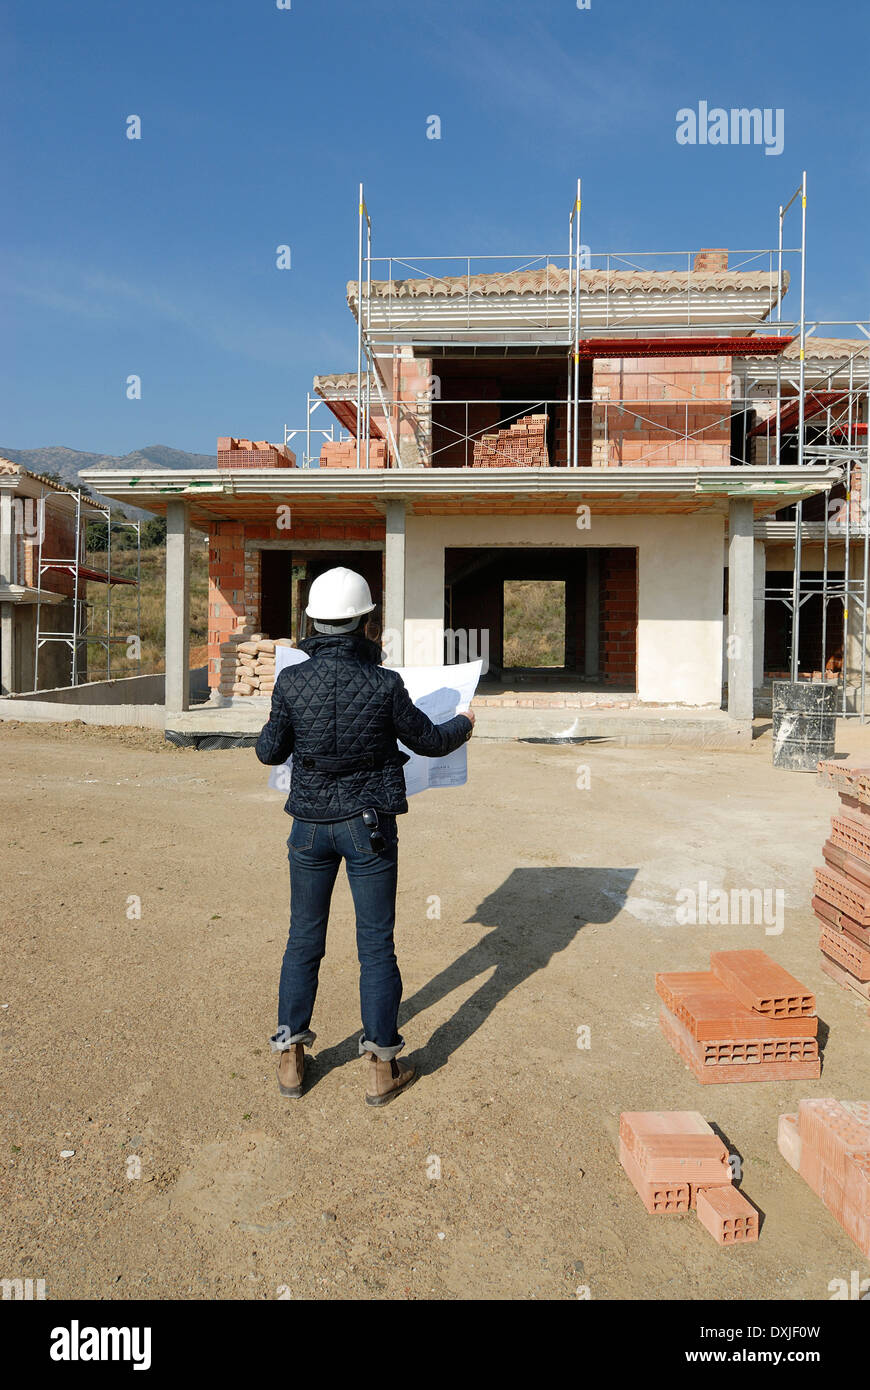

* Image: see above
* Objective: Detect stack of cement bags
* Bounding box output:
[218,631,279,697]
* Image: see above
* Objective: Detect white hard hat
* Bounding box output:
[305,566,375,621]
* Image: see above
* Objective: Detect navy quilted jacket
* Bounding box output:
[255,632,473,821]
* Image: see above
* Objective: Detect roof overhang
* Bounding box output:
[79,465,842,526]
[0,584,66,605]
[349,276,787,348]
[0,472,104,515]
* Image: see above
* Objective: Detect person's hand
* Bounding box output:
[465,708,475,730]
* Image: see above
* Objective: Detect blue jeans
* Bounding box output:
[271,813,404,1061]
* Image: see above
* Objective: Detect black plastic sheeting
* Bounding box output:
[165,730,259,752]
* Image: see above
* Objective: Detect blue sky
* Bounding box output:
[3,0,869,456]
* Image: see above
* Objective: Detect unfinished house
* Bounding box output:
[0,461,88,693]
[0,460,142,696]
[80,185,868,743]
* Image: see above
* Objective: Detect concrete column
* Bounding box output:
[383,500,406,667]
[0,491,14,586]
[753,539,766,689]
[584,549,600,677]
[728,498,755,721]
[845,540,870,704]
[0,491,15,695]
[165,500,191,712]
[0,603,13,695]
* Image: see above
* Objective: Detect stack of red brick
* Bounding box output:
[319,439,388,469]
[656,950,820,1084]
[778,1099,870,1256]
[217,438,296,469]
[813,760,870,1010]
[472,414,549,468]
[620,1111,759,1244]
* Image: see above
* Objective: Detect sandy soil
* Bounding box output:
[1,717,869,1301]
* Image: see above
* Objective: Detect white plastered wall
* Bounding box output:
[403,512,726,706]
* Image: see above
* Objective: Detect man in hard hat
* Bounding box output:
[256,566,475,1107]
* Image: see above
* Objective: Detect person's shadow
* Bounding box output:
[310,866,637,1080]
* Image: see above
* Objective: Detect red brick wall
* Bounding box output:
[19,499,78,597]
[592,356,732,467]
[206,518,386,687]
[599,548,638,685]
[551,399,593,468]
[693,249,728,272]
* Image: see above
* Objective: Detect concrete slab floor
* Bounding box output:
[0,717,867,1300]
[164,698,751,749]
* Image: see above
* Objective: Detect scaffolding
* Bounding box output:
[296,176,870,714]
[283,398,353,468]
[33,486,142,689]
[753,332,870,716]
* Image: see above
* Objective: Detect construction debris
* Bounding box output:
[778,1099,870,1256]
[656,950,820,1083]
[814,760,870,1010]
[619,1111,759,1244]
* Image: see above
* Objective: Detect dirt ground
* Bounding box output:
[1,717,869,1302]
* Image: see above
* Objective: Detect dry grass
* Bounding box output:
[83,543,209,677]
[503,579,566,668]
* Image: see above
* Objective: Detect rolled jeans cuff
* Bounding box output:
[358,1032,405,1062]
[270,1027,317,1053]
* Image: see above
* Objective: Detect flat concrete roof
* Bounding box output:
[78,464,842,527]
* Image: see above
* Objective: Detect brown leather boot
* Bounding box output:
[365,1053,417,1107]
[277,1043,306,1099]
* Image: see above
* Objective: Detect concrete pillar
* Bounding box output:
[753,539,766,689]
[0,492,15,695]
[728,498,755,721]
[0,603,13,695]
[845,540,870,705]
[0,491,14,586]
[584,549,600,677]
[383,500,406,667]
[165,500,190,712]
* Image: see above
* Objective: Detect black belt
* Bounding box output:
[299,750,410,774]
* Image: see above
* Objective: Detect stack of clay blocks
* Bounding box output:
[814,759,870,1010]
[619,1111,759,1244]
[472,414,549,468]
[318,439,388,468]
[656,950,820,1084]
[778,1099,870,1256]
[217,437,296,469]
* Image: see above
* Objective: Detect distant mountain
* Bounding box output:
[0,443,216,486]
[0,444,217,519]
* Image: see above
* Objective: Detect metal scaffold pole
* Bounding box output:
[34,485,46,691]
[790,172,808,682]
[566,187,574,469]
[573,178,582,468]
[861,344,870,720]
[71,489,82,685]
[776,200,784,465]
[366,208,372,470]
[357,182,364,471]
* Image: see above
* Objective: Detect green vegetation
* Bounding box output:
[86,517,167,550]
